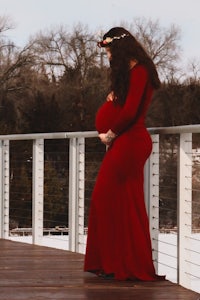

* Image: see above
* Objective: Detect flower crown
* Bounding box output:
[97,33,129,47]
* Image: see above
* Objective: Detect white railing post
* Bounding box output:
[77,137,85,253]
[145,134,159,271]
[32,139,44,245]
[0,141,2,238]
[0,140,10,239]
[178,133,192,289]
[68,137,85,253]
[68,138,78,252]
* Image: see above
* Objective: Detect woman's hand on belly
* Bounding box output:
[99,129,117,146]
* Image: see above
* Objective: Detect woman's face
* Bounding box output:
[105,47,112,60]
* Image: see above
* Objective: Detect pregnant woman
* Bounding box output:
[84,27,165,281]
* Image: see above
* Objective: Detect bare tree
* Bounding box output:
[28,26,69,79]
[29,24,98,81]
[0,15,15,34]
[0,16,36,92]
[186,58,200,83]
[122,18,181,79]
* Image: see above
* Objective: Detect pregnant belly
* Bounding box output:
[95,101,121,133]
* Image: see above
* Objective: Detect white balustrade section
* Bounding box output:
[0,126,199,293]
[177,133,192,290]
[145,134,159,272]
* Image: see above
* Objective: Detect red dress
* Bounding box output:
[84,65,164,281]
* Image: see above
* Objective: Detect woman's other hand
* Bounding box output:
[106,91,114,102]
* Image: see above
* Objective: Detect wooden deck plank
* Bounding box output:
[0,239,199,300]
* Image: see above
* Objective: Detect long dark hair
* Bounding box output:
[100,27,160,106]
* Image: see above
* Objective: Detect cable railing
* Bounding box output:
[0,126,200,293]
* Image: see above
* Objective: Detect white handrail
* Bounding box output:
[0,123,200,141]
[0,131,98,140]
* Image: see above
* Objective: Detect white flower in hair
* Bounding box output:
[102,33,129,45]
[103,37,113,44]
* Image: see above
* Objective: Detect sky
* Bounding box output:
[0,0,200,65]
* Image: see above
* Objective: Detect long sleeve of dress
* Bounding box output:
[110,65,148,135]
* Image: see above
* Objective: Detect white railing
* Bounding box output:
[0,126,199,293]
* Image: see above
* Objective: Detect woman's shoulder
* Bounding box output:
[131,63,147,74]
[130,64,148,80]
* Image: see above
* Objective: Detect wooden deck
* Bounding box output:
[0,239,199,300]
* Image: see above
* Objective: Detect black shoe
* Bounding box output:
[99,272,115,279]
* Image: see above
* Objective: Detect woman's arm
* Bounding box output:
[110,65,148,135]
